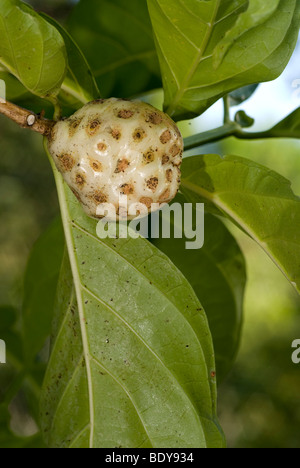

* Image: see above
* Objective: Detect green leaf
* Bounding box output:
[0,70,56,118]
[0,0,67,98]
[229,84,259,106]
[147,0,300,119]
[0,306,17,332]
[181,154,300,293]
[41,13,100,107]
[152,195,246,382]
[234,110,255,128]
[0,71,28,101]
[67,0,161,98]
[213,0,281,67]
[40,154,224,448]
[22,217,65,364]
[268,107,300,139]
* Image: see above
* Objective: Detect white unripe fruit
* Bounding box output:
[48,98,183,219]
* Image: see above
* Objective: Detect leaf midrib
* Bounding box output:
[49,153,95,448]
[165,0,221,116]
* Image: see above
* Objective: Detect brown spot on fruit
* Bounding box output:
[86,118,101,136]
[58,154,75,172]
[89,159,102,172]
[118,109,134,119]
[115,159,130,173]
[143,149,155,164]
[147,177,159,192]
[162,154,170,165]
[166,169,173,182]
[97,142,107,152]
[169,144,181,157]
[146,112,163,125]
[91,191,107,203]
[110,128,121,140]
[69,118,83,137]
[133,128,146,141]
[160,130,172,144]
[120,183,134,195]
[159,188,171,202]
[140,197,153,208]
[75,173,86,187]
[172,159,181,167]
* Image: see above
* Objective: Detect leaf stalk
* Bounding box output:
[183,123,299,151]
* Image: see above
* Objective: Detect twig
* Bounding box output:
[0,100,55,136]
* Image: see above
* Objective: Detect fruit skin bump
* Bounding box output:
[47,98,183,219]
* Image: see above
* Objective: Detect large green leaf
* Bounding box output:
[22,217,65,364]
[41,14,100,108]
[0,0,67,98]
[147,0,300,119]
[67,0,161,98]
[181,154,300,293]
[0,10,99,114]
[152,196,246,382]
[40,153,224,448]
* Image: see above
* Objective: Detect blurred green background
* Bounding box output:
[1,0,300,449]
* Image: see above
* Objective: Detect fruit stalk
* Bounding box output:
[0,100,55,136]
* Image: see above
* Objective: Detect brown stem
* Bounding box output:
[0,100,55,136]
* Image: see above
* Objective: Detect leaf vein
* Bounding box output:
[90,356,154,447]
